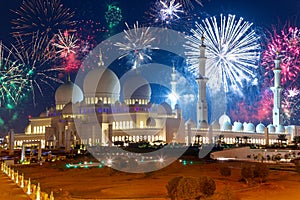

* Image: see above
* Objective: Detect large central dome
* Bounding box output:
[83,67,120,104]
[55,80,83,109]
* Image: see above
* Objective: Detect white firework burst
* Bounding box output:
[185,14,260,93]
[159,0,184,24]
[114,21,158,69]
[53,30,79,57]
[178,0,203,10]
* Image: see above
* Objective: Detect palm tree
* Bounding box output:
[277,134,287,147]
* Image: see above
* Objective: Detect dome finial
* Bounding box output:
[98,49,104,67]
[67,73,71,83]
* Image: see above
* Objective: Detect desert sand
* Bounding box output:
[12,157,300,200]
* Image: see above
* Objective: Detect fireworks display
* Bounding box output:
[114,21,158,69]
[53,30,79,58]
[0,42,27,108]
[178,0,203,10]
[11,0,75,39]
[261,26,300,86]
[105,4,123,29]
[185,14,261,94]
[12,32,63,103]
[1,0,300,134]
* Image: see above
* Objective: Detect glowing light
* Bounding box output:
[178,0,203,10]
[185,14,260,94]
[114,21,158,68]
[159,0,184,24]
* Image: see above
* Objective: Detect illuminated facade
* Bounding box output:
[10,44,300,150]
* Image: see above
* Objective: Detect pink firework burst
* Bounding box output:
[261,26,300,85]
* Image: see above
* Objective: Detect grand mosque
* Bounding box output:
[8,38,300,151]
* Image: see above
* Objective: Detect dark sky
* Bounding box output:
[0,0,299,135]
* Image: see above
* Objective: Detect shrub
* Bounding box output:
[253,163,269,183]
[166,176,183,200]
[220,166,231,177]
[176,177,201,200]
[241,165,254,184]
[166,176,216,200]
[213,185,240,200]
[198,176,216,197]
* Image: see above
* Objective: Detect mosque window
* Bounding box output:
[140,121,144,128]
[108,98,111,104]
[126,121,129,129]
[112,122,115,129]
[116,122,119,129]
[91,97,94,104]
[104,97,107,104]
[130,121,133,128]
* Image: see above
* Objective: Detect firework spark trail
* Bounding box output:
[11,32,63,104]
[261,26,300,86]
[114,21,158,69]
[178,0,203,10]
[53,30,79,57]
[11,0,75,43]
[0,42,27,107]
[282,87,300,124]
[185,14,260,94]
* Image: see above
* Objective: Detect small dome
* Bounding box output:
[244,123,255,132]
[199,120,208,129]
[233,121,243,131]
[123,75,151,101]
[267,124,275,133]
[222,121,232,131]
[219,113,231,127]
[185,119,196,129]
[146,117,156,127]
[55,81,83,106]
[256,123,265,133]
[83,67,120,101]
[276,125,285,133]
[157,102,172,115]
[211,120,220,130]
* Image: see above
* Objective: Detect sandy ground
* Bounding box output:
[11,158,300,200]
[0,173,30,200]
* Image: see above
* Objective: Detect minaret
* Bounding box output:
[270,53,283,127]
[171,63,177,95]
[196,35,208,127]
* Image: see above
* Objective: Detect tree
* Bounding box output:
[277,134,287,147]
[293,136,300,149]
[220,166,231,177]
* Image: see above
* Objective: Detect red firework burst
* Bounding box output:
[261,26,300,86]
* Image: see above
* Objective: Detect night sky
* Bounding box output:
[0,0,299,135]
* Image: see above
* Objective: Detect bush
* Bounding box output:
[241,165,254,184]
[213,185,240,200]
[166,176,183,200]
[220,166,231,177]
[166,176,216,200]
[176,177,201,200]
[198,176,216,197]
[253,163,269,183]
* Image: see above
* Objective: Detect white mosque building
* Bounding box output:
[9,37,300,151]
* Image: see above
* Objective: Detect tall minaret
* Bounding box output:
[196,35,208,127]
[171,63,177,95]
[270,53,283,127]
